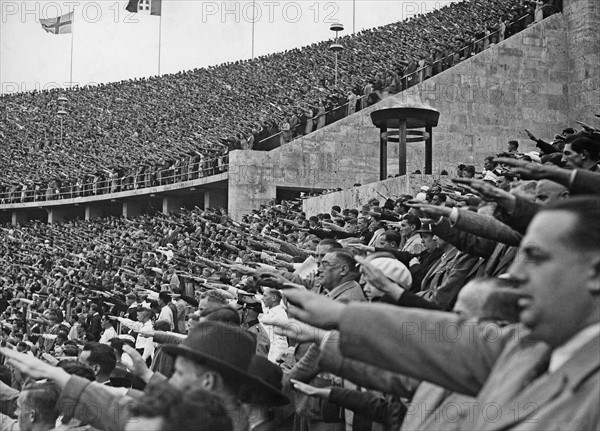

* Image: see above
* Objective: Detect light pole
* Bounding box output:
[57,96,68,146]
[329,23,344,87]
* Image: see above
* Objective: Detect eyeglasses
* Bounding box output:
[319,261,342,269]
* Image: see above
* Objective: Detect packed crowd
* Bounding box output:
[1,0,553,204]
[1,114,598,430]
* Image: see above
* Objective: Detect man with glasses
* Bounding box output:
[287,250,366,431]
[318,251,366,302]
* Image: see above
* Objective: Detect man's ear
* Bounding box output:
[586,255,600,295]
[202,371,217,391]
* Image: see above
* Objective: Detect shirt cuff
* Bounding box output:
[448,207,459,227]
[569,169,577,189]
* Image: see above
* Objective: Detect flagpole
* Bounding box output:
[158,12,162,75]
[251,0,255,59]
[69,8,75,87]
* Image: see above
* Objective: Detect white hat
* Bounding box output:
[523,151,541,163]
[482,170,499,184]
[369,257,412,289]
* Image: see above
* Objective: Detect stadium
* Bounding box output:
[1,0,599,430]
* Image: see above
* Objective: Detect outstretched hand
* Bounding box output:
[282,287,345,330]
[122,345,153,383]
[452,178,516,211]
[271,318,327,344]
[493,157,570,183]
[290,379,331,399]
[405,200,452,219]
[230,263,257,276]
[256,270,290,288]
[0,347,70,388]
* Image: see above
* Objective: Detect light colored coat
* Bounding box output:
[337,303,600,430]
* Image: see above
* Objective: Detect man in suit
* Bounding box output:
[78,342,117,386]
[366,209,386,248]
[282,196,600,430]
[286,250,366,431]
[86,303,102,341]
[399,214,425,254]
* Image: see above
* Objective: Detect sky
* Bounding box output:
[1,0,457,94]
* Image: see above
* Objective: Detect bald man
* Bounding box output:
[534,179,569,204]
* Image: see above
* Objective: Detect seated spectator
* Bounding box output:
[77,341,117,385]
[16,381,61,431]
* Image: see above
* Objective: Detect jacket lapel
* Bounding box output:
[486,335,600,430]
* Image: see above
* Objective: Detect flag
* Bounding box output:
[126,0,161,16]
[40,11,73,34]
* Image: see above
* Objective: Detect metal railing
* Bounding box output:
[2,9,551,206]
[255,11,539,147]
[0,157,229,204]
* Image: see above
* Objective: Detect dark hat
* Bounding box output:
[416,221,434,234]
[241,356,290,406]
[163,321,256,380]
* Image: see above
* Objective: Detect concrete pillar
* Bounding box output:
[564,0,600,121]
[123,201,142,218]
[398,119,407,176]
[162,197,183,215]
[85,205,103,221]
[12,211,27,226]
[48,208,66,224]
[204,190,228,210]
[425,125,433,174]
[379,126,388,181]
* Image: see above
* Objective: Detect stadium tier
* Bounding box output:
[0,0,540,204]
[1,0,600,429]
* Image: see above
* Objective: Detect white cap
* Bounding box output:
[368,257,412,289]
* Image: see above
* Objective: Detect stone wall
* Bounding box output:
[564,0,600,123]
[400,12,570,172]
[302,174,453,216]
[229,9,584,220]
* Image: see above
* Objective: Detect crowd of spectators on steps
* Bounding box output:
[1,0,559,205]
[1,116,598,431]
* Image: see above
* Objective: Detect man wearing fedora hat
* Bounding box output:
[0,321,255,431]
[239,355,293,431]
[160,321,256,431]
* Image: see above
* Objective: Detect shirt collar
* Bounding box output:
[549,322,600,373]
